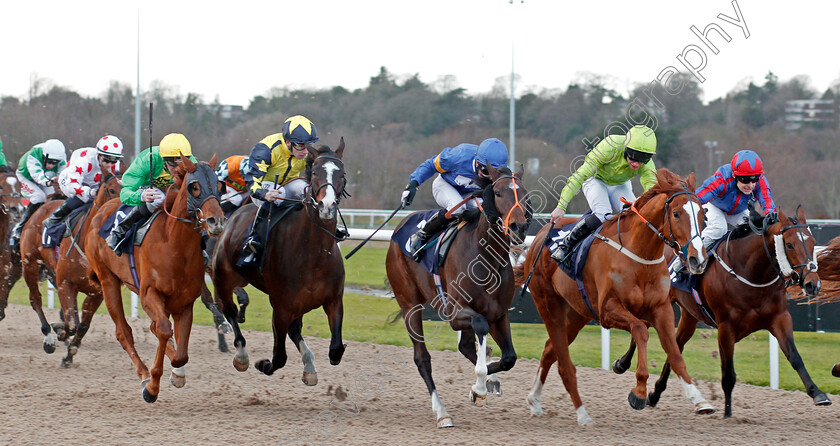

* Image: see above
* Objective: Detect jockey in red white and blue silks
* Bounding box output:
[695,149,776,248]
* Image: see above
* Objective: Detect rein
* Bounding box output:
[488,174,526,237]
[617,186,702,262]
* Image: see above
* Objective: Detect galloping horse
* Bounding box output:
[800,234,840,378]
[0,172,22,322]
[611,206,829,417]
[212,140,347,383]
[516,169,713,425]
[386,164,529,428]
[85,155,224,402]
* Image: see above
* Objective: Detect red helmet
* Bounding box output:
[730,150,764,176]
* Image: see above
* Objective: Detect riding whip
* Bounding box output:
[344,202,404,259]
[149,102,154,186]
[520,234,547,298]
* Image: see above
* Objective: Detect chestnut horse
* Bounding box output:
[516,169,713,425]
[801,234,840,378]
[0,172,22,322]
[386,164,529,428]
[85,155,224,402]
[212,141,347,383]
[612,206,829,417]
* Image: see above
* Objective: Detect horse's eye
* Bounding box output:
[495,191,501,197]
[786,242,794,250]
[189,183,201,197]
[672,211,680,218]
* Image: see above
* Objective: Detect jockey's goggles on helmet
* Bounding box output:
[735,174,761,184]
[477,162,489,176]
[624,147,653,164]
[100,155,119,164]
[163,157,182,167]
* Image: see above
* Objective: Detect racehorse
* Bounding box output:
[212,140,347,384]
[85,154,223,402]
[516,168,714,425]
[611,206,829,417]
[0,172,22,323]
[386,164,529,428]
[798,233,840,378]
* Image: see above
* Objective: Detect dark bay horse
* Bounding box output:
[212,140,347,384]
[800,234,840,378]
[85,155,224,402]
[613,206,829,417]
[515,169,713,425]
[386,164,529,428]
[0,172,23,322]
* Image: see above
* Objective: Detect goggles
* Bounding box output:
[624,148,653,164]
[100,155,120,164]
[735,174,761,184]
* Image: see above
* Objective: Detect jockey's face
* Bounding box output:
[626,156,643,170]
[163,157,183,173]
[99,155,119,167]
[476,163,490,179]
[289,142,308,160]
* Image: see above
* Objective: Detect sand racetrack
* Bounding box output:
[1,304,839,445]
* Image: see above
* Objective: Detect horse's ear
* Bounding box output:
[335,137,345,159]
[486,163,500,180]
[514,162,524,180]
[306,144,319,160]
[180,151,196,173]
[686,172,697,190]
[796,204,806,223]
[208,152,218,169]
[173,173,183,187]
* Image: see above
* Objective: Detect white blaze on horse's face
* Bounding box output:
[683,200,706,264]
[317,161,340,219]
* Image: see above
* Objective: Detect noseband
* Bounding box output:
[755,215,818,288]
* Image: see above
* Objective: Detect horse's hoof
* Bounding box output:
[218,321,233,335]
[170,371,186,388]
[527,396,543,416]
[612,359,628,374]
[646,392,660,408]
[833,364,840,378]
[141,379,157,403]
[60,356,73,368]
[814,393,832,406]
[256,359,274,376]
[68,345,78,356]
[233,357,249,372]
[329,343,347,365]
[486,379,502,395]
[628,391,646,410]
[695,401,715,415]
[302,372,318,386]
[436,416,454,428]
[470,390,487,407]
[43,342,55,354]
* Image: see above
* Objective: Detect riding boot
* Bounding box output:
[409,209,454,261]
[42,196,84,229]
[106,205,151,256]
[243,204,270,257]
[550,214,602,264]
[10,202,43,247]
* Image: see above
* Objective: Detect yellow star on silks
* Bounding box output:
[254,160,269,172]
[287,116,312,134]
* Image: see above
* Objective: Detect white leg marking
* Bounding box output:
[472,335,488,396]
[577,405,595,425]
[679,377,715,414]
[299,338,317,374]
[431,390,453,428]
[527,367,545,416]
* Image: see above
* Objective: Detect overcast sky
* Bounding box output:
[1,0,836,106]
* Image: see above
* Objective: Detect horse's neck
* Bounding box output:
[468,216,511,268]
[301,205,337,248]
[721,234,779,282]
[608,210,666,259]
[166,190,200,242]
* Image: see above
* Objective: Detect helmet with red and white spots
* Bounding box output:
[96,135,124,158]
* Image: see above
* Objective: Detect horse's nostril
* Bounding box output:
[688,257,699,269]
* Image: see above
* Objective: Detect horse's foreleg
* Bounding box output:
[548,311,593,425]
[647,307,698,408]
[323,293,346,366]
[769,312,831,407]
[234,287,249,323]
[54,279,80,341]
[402,302,452,428]
[23,258,54,353]
[468,313,490,407]
[601,299,649,411]
[200,282,230,352]
[100,273,150,384]
[717,323,737,418]
[168,304,194,389]
[613,340,636,375]
[256,308,291,376]
[215,278,248,371]
[484,314,517,396]
[139,288,172,403]
[650,304,713,414]
[288,316,317,386]
[62,290,104,368]
[527,339,554,416]
[0,257,22,322]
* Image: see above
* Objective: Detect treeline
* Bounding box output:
[2,68,840,217]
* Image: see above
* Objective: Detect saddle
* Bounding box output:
[236,202,303,268]
[97,205,162,255]
[41,203,92,248]
[393,209,469,275]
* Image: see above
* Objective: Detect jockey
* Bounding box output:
[549,125,657,263]
[241,115,318,257]
[216,154,251,214]
[401,138,509,259]
[11,139,68,245]
[696,149,776,247]
[42,135,124,229]
[105,133,197,255]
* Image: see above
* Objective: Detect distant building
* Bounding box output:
[785,91,838,130]
[199,104,245,120]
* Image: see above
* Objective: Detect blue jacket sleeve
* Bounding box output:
[695,169,727,204]
[409,152,446,185]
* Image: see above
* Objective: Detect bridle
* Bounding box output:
[300,154,350,240]
[163,164,221,230]
[489,174,529,238]
[619,185,703,262]
[750,213,818,288]
[0,173,20,215]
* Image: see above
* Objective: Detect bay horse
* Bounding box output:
[0,172,23,322]
[516,168,714,425]
[798,234,840,378]
[212,140,347,384]
[85,154,224,402]
[611,206,829,418]
[386,164,529,428]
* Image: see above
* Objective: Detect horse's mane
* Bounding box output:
[612,168,688,219]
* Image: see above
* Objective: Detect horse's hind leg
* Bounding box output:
[215,276,248,371]
[833,363,840,378]
[612,340,636,374]
[323,293,346,365]
[255,308,291,376]
[769,313,831,407]
[200,282,230,353]
[485,314,517,396]
[649,304,713,414]
[62,290,104,368]
[288,316,318,386]
[402,302,453,428]
[717,322,738,418]
[647,310,698,408]
[549,311,594,425]
[527,338,555,416]
[100,273,151,388]
[22,258,55,353]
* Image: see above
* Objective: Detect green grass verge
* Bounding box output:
[340,245,389,289]
[8,279,840,394]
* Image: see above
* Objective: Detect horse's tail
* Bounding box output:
[513,264,526,287]
[387,308,403,325]
[818,237,840,281]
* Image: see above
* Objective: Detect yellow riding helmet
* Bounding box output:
[159,133,192,158]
